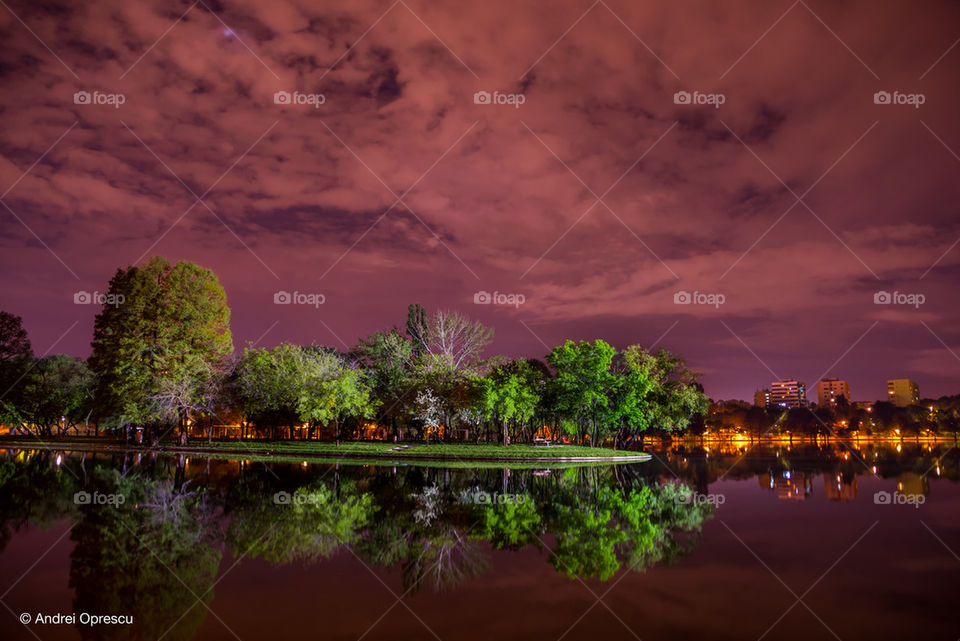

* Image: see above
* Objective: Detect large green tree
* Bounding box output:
[232,344,376,439]
[88,257,232,442]
[623,346,708,434]
[13,355,94,436]
[547,339,618,445]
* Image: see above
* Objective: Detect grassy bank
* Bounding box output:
[0,437,650,463]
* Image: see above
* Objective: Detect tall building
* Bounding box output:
[816,378,850,406]
[754,389,771,407]
[887,379,919,407]
[770,380,807,408]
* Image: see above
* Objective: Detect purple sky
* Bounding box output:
[1,0,959,402]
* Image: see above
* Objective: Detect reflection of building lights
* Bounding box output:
[872,466,877,474]
[56,454,61,466]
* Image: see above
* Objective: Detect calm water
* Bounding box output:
[1,442,958,640]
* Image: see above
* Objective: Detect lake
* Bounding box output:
[1,442,957,640]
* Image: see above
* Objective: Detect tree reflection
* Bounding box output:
[69,469,221,641]
[227,480,375,564]
[0,452,77,554]
[0,452,722,615]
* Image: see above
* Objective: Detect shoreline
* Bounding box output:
[0,437,652,464]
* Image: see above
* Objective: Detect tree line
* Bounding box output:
[0,257,708,447]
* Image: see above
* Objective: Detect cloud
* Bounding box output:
[0,0,959,400]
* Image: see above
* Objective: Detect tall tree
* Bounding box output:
[0,311,33,419]
[422,310,493,372]
[406,303,429,358]
[88,257,232,442]
[352,329,414,440]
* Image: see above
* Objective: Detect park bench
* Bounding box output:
[533,437,551,447]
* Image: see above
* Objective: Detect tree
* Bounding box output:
[546,340,618,445]
[231,344,305,438]
[0,311,33,414]
[297,348,377,441]
[413,389,443,442]
[351,329,414,440]
[0,311,31,360]
[232,345,376,440]
[479,360,541,444]
[88,257,232,443]
[608,350,655,448]
[13,356,94,436]
[421,309,493,372]
[406,303,429,358]
[623,346,708,434]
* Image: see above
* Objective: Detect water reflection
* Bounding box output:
[656,441,956,498]
[0,441,957,639]
[0,450,715,638]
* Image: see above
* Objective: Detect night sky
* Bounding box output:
[1,0,959,402]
